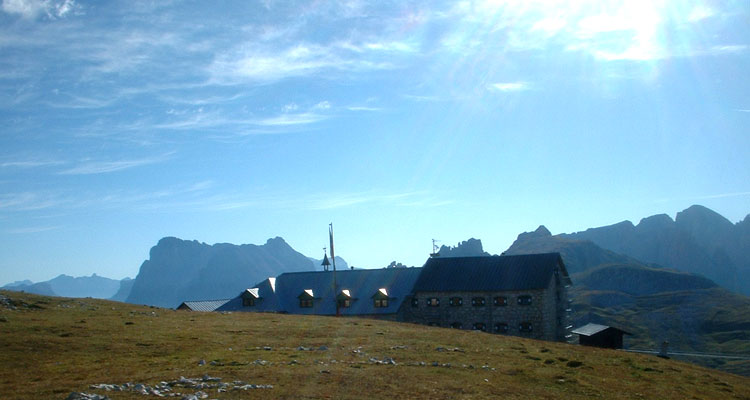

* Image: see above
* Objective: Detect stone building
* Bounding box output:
[399,254,571,341]
[212,253,572,342]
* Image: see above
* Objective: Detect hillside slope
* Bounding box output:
[1,290,748,399]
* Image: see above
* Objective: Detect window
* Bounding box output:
[449,297,463,306]
[337,299,351,308]
[473,323,486,331]
[374,298,389,308]
[494,323,509,334]
[450,322,463,329]
[493,296,507,306]
[517,295,533,305]
[242,297,255,307]
[428,322,440,327]
[519,322,533,333]
[300,299,313,308]
[427,297,440,307]
[411,298,419,307]
[471,297,486,307]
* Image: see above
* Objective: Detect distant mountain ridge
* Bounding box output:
[503,221,750,375]
[436,238,491,257]
[2,274,129,299]
[125,237,317,308]
[561,205,750,294]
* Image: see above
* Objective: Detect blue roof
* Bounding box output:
[412,253,567,292]
[219,268,422,315]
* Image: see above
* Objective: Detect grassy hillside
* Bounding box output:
[571,284,750,376]
[1,291,749,399]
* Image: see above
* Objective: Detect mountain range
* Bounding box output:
[561,205,750,295]
[1,274,130,299]
[124,236,316,308]
[501,213,750,375]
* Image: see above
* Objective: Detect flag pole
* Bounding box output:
[329,223,339,317]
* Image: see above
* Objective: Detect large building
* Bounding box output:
[213,253,572,342]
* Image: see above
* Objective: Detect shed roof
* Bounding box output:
[572,323,631,336]
[178,299,231,312]
[412,253,568,292]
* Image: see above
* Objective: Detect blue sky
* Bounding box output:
[1,0,748,285]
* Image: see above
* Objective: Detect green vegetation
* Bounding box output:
[1,290,749,399]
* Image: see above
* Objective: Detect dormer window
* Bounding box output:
[242,288,260,307]
[337,289,352,308]
[373,288,390,308]
[298,289,314,308]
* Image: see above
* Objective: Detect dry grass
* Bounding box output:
[1,290,749,399]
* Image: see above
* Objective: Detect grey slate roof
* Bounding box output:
[572,323,631,336]
[218,268,422,315]
[178,299,231,312]
[412,253,568,292]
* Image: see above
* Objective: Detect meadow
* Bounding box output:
[1,290,748,399]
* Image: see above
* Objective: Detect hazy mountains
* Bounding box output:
[2,274,130,299]
[561,205,750,294]
[503,211,750,375]
[125,236,316,308]
[436,238,492,257]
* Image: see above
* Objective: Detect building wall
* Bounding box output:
[398,288,559,341]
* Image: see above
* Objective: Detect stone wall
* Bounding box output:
[398,287,560,341]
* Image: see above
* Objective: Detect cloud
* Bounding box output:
[688,5,715,23]
[347,106,381,112]
[305,191,449,210]
[711,45,747,54]
[0,191,63,211]
[490,82,528,92]
[1,159,64,168]
[1,0,78,19]
[255,112,328,127]
[58,153,174,175]
[208,39,402,84]
[5,225,60,234]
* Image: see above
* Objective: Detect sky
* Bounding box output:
[1,0,748,285]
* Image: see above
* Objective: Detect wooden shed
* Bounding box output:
[572,323,631,349]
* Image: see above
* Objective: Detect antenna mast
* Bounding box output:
[430,239,440,258]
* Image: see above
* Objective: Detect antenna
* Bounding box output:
[430,239,440,258]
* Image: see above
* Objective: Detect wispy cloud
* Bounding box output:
[1,159,64,168]
[655,191,750,204]
[305,191,450,210]
[5,225,61,234]
[1,0,78,19]
[208,39,405,84]
[347,106,381,112]
[0,192,64,211]
[490,82,529,92]
[58,153,174,175]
